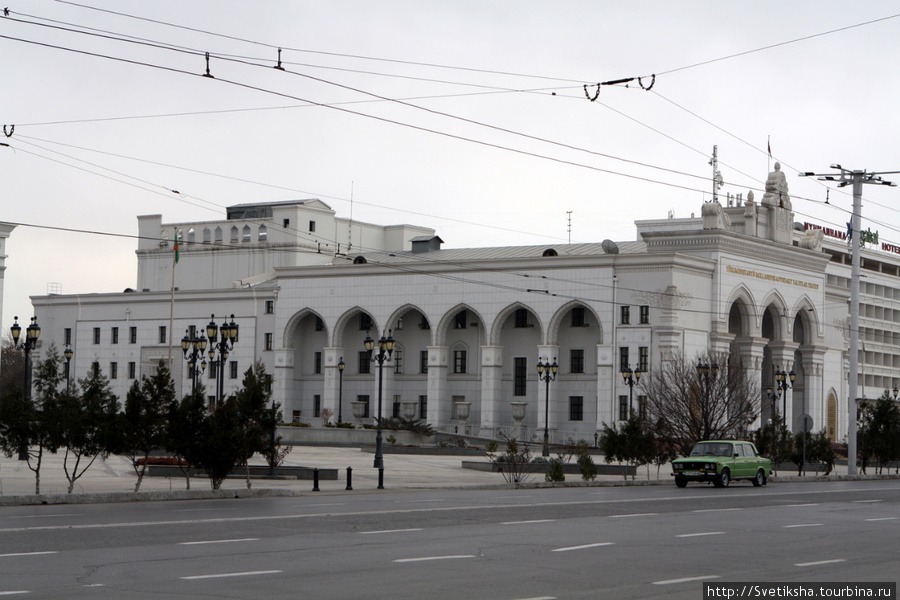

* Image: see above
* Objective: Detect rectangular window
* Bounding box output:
[453,350,467,374]
[619,395,629,421]
[91,361,100,377]
[393,350,403,375]
[619,347,629,371]
[314,352,322,374]
[265,332,273,351]
[292,410,301,423]
[620,306,630,325]
[93,327,100,344]
[110,362,118,379]
[358,395,370,418]
[314,395,321,418]
[111,327,119,344]
[419,395,427,420]
[358,351,371,374]
[569,396,584,421]
[638,395,647,421]
[420,350,428,374]
[64,328,72,346]
[209,361,218,379]
[571,307,585,327]
[570,349,585,374]
[638,346,649,372]
[230,361,238,379]
[309,220,316,232]
[454,310,467,329]
[158,326,167,344]
[128,362,136,379]
[392,395,401,418]
[639,305,650,324]
[514,308,529,328]
[130,326,137,344]
[514,357,527,396]
[265,300,274,314]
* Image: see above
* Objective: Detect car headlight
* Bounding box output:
[706,463,716,470]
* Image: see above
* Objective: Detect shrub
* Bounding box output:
[546,458,566,482]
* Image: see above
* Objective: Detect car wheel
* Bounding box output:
[714,469,730,488]
[675,475,688,488]
[752,469,765,487]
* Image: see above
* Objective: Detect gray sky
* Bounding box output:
[3,1,900,332]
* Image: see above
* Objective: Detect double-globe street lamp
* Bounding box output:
[364,330,394,490]
[206,314,238,409]
[621,364,642,419]
[537,358,558,457]
[181,329,208,396]
[10,316,41,460]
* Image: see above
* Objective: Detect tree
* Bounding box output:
[641,351,759,451]
[191,397,246,490]
[599,415,654,481]
[859,391,900,474]
[0,333,24,394]
[121,364,175,492]
[167,386,209,490]
[753,414,793,476]
[233,361,277,488]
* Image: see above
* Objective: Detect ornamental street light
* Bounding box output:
[337,357,345,424]
[181,329,208,397]
[63,344,73,395]
[364,329,394,490]
[621,364,642,419]
[206,314,238,409]
[774,367,795,419]
[10,316,41,460]
[537,357,558,457]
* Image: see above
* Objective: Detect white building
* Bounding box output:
[28,183,900,445]
[0,222,15,379]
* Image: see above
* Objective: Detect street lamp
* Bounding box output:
[181,329,208,396]
[10,316,41,460]
[206,314,238,409]
[337,357,345,424]
[63,344,73,395]
[364,329,394,490]
[774,367,795,419]
[537,357,558,457]
[621,364,642,419]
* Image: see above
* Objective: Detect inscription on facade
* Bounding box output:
[726,265,819,289]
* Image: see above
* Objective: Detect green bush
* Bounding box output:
[546,458,566,482]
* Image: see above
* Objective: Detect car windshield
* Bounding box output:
[690,442,732,457]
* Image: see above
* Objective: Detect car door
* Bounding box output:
[732,443,751,478]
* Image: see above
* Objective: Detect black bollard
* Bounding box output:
[377,467,384,490]
[345,466,353,490]
[312,468,320,492]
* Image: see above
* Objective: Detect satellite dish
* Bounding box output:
[601,239,619,255]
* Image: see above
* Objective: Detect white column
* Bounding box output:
[426,345,448,426]
[273,348,295,420]
[479,345,503,434]
[323,347,343,421]
[595,344,614,430]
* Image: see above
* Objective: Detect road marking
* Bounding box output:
[512,597,556,600]
[303,503,347,507]
[852,499,882,503]
[551,543,614,552]
[782,503,818,507]
[8,513,81,519]
[495,495,532,499]
[393,555,475,563]
[692,508,741,513]
[181,570,282,580]
[653,575,719,585]
[676,532,726,538]
[0,592,30,596]
[177,538,259,545]
[359,528,423,535]
[502,519,555,525]
[83,584,104,588]
[611,513,658,518]
[865,517,897,522]
[0,551,57,558]
[400,499,445,503]
[783,524,823,528]
[795,559,845,567]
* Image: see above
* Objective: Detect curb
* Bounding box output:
[0,487,300,507]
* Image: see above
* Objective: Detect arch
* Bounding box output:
[724,285,758,336]
[489,302,542,346]
[385,304,429,335]
[241,225,251,242]
[202,227,211,244]
[760,290,789,340]
[435,303,487,346]
[547,300,603,346]
[187,228,195,244]
[230,226,239,243]
[826,390,838,440]
[332,307,378,348]
[258,224,268,241]
[790,295,820,342]
[215,226,223,243]
[282,308,328,348]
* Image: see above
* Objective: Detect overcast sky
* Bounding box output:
[3,1,900,333]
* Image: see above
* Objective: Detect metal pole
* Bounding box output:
[847,175,862,475]
[542,373,550,457]
[374,351,384,480]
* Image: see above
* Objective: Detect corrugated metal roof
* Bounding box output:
[344,241,646,264]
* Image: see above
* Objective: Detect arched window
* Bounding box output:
[187,228,195,244]
[230,226,239,243]
[258,225,268,241]
[215,227,223,243]
[242,225,251,242]
[202,228,211,244]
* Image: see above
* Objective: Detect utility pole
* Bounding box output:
[709,146,724,203]
[800,165,897,475]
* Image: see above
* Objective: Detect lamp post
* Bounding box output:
[774,367,795,422]
[364,330,394,490]
[621,364,642,419]
[206,314,238,409]
[10,316,41,460]
[337,357,345,424]
[180,329,208,396]
[63,344,73,395]
[537,357,558,457]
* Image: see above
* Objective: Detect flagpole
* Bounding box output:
[168,228,179,370]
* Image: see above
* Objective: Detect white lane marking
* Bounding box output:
[551,543,614,552]
[865,517,897,522]
[8,513,81,519]
[692,508,742,513]
[0,551,57,558]
[783,524,823,528]
[676,532,726,538]
[83,584,104,588]
[853,499,882,503]
[512,597,556,600]
[502,519,556,525]
[795,559,845,567]
[181,570,282,580]
[393,555,475,563]
[0,592,30,596]
[177,538,259,546]
[782,503,818,507]
[653,575,720,585]
[359,528,423,535]
[400,499,445,503]
[611,513,658,518]
[496,495,532,499]
[303,503,347,507]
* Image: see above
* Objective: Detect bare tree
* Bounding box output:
[640,351,760,452]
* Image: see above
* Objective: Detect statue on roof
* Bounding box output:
[762,162,792,210]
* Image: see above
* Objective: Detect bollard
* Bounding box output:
[377,467,384,490]
[312,468,320,491]
[345,466,353,490]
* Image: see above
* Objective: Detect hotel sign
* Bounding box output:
[805,221,886,252]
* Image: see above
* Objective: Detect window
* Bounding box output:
[258,225,267,241]
[359,313,372,331]
[358,351,371,374]
[638,346,649,372]
[514,357,527,396]
[454,310,467,329]
[158,326,167,344]
[315,317,324,331]
[453,350,467,374]
[93,327,101,344]
[514,308,529,328]
[619,395,629,421]
[309,220,316,232]
[64,328,72,345]
[128,362,136,379]
[420,351,428,374]
[230,226,239,243]
[393,350,403,374]
[265,300,274,314]
[358,395,370,418]
[314,352,322,374]
[110,362,118,379]
[283,218,290,228]
[419,395,427,419]
[619,347,629,371]
[571,306,586,327]
[265,333,273,351]
[242,225,251,242]
[569,396,584,421]
[215,227,223,243]
[111,327,119,344]
[570,349,585,374]
[639,305,650,324]
[203,228,211,244]
[392,395,401,418]
[209,361,218,379]
[91,362,100,377]
[230,361,238,379]
[130,326,137,344]
[419,316,430,330]
[620,305,630,325]
[314,395,321,418]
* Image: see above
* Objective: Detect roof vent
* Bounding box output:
[411,235,444,253]
[353,255,367,264]
[542,248,558,257]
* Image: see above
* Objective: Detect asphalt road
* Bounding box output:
[1,480,898,599]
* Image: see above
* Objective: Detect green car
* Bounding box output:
[671,440,772,488]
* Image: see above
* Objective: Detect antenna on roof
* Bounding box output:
[567,211,572,244]
[348,181,354,253]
